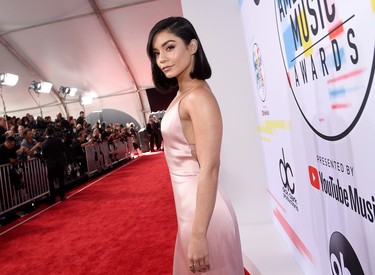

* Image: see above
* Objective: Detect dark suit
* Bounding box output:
[42,136,66,202]
[0,125,6,144]
[76,116,85,127]
[146,122,156,151]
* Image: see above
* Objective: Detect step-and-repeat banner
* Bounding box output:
[240,0,374,274]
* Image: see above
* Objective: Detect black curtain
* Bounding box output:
[146,88,177,112]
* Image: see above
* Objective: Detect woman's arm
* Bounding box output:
[180,86,223,270]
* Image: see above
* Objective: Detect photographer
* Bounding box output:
[90,128,102,143]
[41,127,66,204]
[0,136,25,165]
[71,131,93,173]
[101,125,114,142]
[20,128,43,158]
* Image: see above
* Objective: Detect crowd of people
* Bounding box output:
[0,112,166,224]
[1,111,143,164]
[0,111,149,204]
[146,115,163,151]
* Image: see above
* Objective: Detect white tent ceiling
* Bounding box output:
[0,0,182,124]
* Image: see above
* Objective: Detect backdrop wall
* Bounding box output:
[181,1,299,274]
[182,0,374,274]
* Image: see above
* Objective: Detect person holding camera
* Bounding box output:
[20,128,42,158]
[71,131,93,174]
[91,128,102,143]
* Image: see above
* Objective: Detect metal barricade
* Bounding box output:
[113,140,128,161]
[85,140,129,176]
[0,158,49,215]
[1,140,130,215]
[127,137,134,158]
[85,143,105,175]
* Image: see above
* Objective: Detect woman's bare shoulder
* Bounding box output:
[185,84,216,104]
[181,85,221,122]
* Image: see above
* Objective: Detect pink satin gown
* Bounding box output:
[161,90,244,275]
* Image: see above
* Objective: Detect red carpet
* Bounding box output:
[0,152,250,274]
[0,153,176,274]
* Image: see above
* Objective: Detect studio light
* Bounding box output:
[0,73,19,129]
[0,73,19,86]
[28,80,53,118]
[30,80,53,94]
[79,95,93,105]
[69,87,77,96]
[59,86,78,98]
[59,86,70,94]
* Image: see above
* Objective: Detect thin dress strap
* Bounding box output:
[178,85,210,150]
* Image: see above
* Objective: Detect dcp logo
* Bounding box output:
[279,148,295,194]
[329,232,364,275]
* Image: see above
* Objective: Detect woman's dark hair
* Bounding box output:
[147,17,211,94]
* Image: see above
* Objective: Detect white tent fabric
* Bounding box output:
[0,0,182,126]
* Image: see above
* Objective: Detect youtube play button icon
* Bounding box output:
[309,166,320,190]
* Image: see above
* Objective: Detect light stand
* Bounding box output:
[28,80,53,118]
[28,84,44,118]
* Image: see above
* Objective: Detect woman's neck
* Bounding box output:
[178,80,207,95]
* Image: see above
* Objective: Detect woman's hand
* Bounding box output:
[188,234,210,273]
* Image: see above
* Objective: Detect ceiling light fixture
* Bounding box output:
[59,86,78,99]
[0,73,19,87]
[79,95,93,105]
[30,80,53,94]
[69,87,77,96]
[78,94,94,113]
[28,80,53,117]
[0,73,19,129]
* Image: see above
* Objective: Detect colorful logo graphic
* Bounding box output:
[253,43,267,102]
[309,166,375,223]
[329,232,364,274]
[258,120,290,142]
[308,165,320,190]
[274,1,374,140]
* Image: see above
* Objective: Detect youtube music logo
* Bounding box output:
[309,166,320,190]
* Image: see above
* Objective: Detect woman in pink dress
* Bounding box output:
[147,17,244,274]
